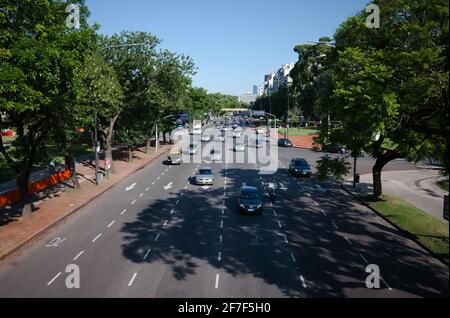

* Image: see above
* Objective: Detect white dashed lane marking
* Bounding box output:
[359,253,369,264]
[73,250,84,261]
[121,209,127,215]
[300,275,307,288]
[215,274,220,289]
[131,200,136,205]
[92,233,102,242]
[290,253,296,262]
[154,233,160,242]
[128,273,138,287]
[143,249,151,261]
[47,272,62,286]
[107,220,115,228]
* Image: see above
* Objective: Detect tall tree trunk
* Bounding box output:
[146,126,155,154]
[105,114,120,178]
[128,145,133,162]
[17,171,32,218]
[372,150,399,199]
[65,155,80,190]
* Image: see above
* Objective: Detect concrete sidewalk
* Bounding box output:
[0,145,171,261]
[345,169,448,221]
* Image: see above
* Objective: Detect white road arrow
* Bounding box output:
[126,183,137,192]
[164,182,174,191]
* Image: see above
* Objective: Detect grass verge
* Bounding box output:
[278,128,319,136]
[361,194,449,262]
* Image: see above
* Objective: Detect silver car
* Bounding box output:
[195,167,214,185]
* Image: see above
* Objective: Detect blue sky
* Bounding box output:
[86,0,369,96]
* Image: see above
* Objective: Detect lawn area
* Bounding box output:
[437,179,449,192]
[278,127,319,137]
[361,194,449,262]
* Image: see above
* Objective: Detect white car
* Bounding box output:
[192,126,202,135]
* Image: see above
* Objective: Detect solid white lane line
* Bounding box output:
[277,221,282,228]
[128,273,138,287]
[359,253,369,264]
[92,233,102,242]
[300,275,307,288]
[381,277,393,291]
[139,193,143,198]
[107,220,116,228]
[218,251,222,262]
[219,235,223,243]
[121,209,127,215]
[131,200,136,205]
[163,220,168,227]
[154,233,160,242]
[215,274,220,289]
[145,187,150,191]
[143,249,151,261]
[47,272,62,286]
[344,236,352,245]
[73,250,84,261]
[290,253,296,262]
[332,222,338,229]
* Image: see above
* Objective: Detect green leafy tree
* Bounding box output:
[0,0,95,216]
[331,0,449,198]
[75,52,124,179]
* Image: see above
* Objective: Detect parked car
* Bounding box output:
[238,185,263,215]
[289,158,312,177]
[278,138,293,147]
[195,167,215,185]
[323,143,348,154]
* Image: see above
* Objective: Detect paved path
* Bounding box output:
[349,170,448,221]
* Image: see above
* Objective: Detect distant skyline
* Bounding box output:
[86,0,369,96]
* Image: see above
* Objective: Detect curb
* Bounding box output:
[0,147,170,262]
[340,183,449,267]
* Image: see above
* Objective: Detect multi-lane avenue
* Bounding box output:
[0,134,447,298]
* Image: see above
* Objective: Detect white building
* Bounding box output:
[239,93,257,105]
[257,84,264,97]
[262,62,295,95]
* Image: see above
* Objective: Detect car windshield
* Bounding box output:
[293,160,308,167]
[241,190,259,200]
[199,169,213,175]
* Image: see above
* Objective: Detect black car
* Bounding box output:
[278,138,293,147]
[323,143,348,154]
[238,185,263,215]
[289,158,312,177]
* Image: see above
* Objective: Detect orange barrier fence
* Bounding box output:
[0,169,71,207]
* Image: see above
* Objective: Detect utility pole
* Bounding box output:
[286,84,290,139]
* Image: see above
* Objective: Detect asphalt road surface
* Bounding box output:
[0,141,447,298]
